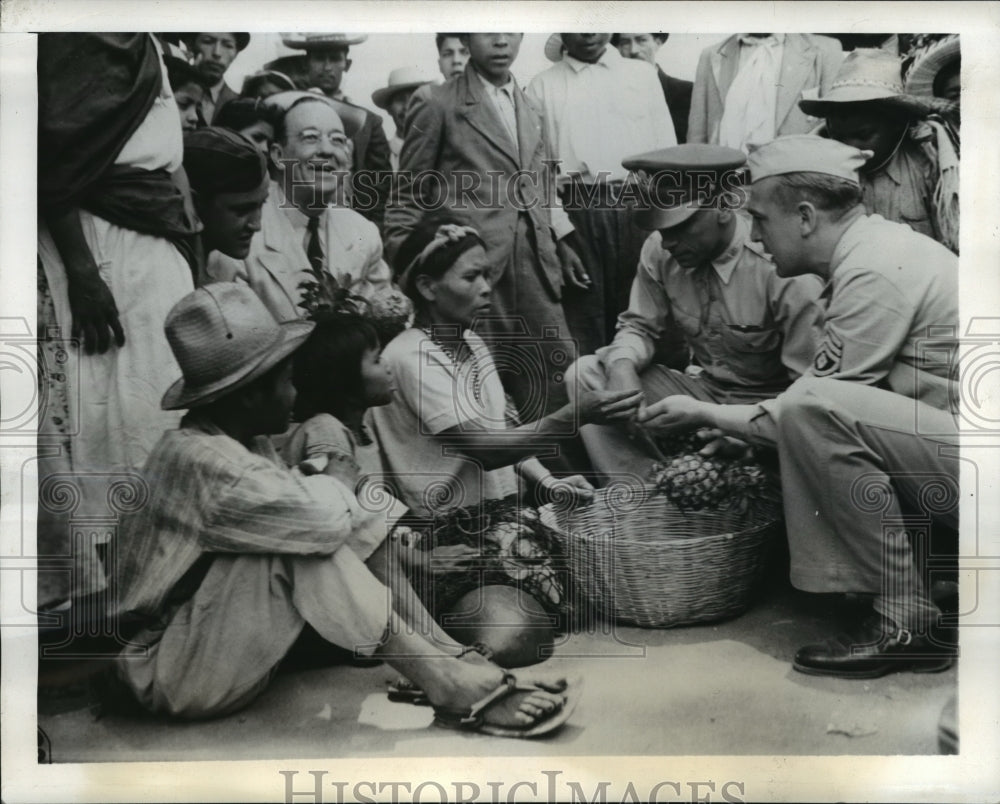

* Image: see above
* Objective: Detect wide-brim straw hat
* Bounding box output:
[544,33,565,62]
[281,33,368,51]
[371,66,435,110]
[905,35,960,97]
[161,284,314,411]
[240,69,298,96]
[798,47,930,118]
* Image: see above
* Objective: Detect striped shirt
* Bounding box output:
[112,412,373,621]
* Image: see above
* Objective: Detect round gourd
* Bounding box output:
[442,585,556,668]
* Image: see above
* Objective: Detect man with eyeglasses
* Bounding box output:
[206,96,396,323]
[265,34,393,232]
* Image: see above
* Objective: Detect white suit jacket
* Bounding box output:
[687,34,844,144]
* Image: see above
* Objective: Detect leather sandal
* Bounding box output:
[432,672,580,738]
[387,643,494,705]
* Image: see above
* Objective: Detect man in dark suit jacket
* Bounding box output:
[612,33,693,143]
[385,33,587,421]
[266,35,392,231]
[184,33,249,123]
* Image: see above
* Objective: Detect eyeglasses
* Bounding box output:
[296,131,349,148]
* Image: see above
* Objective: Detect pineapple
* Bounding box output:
[649,433,777,513]
[651,452,726,511]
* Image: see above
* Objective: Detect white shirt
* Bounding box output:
[389,134,403,172]
[372,328,519,515]
[717,34,786,150]
[279,195,321,256]
[473,67,519,155]
[527,45,677,183]
[736,33,786,70]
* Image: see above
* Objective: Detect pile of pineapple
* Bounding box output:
[648,430,775,513]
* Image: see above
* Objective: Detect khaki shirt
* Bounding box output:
[748,213,959,445]
[598,213,825,393]
[862,134,939,244]
[810,214,958,409]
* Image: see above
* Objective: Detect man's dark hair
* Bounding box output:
[292,312,381,422]
[164,55,213,92]
[609,33,669,47]
[436,33,465,52]
[215,98,280,133]
[306,44,350,60]
[771,172,863,219]
[199,356,293,419]
[934,58,961,98]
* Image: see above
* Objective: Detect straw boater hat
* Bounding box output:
[240,69,297,97]
[905,34,960,98]
[371,67,435,110]
[281,33,368,50]
[544,34,565,62]
[798,48,930,118]
[161,284,313,410]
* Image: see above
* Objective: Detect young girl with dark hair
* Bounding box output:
[281,311,396,497]
[214,98,281,154]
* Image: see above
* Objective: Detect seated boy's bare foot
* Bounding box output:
[427,663,566,730]
[451,642,568,692]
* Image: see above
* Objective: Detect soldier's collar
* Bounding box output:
[708,214,748,284]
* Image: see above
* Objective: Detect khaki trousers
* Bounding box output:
[567,355,781,484]
[777,378,959,629]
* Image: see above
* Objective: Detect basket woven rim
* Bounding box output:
[539,483,781,545]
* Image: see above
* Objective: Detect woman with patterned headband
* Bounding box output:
[370,218,642,635]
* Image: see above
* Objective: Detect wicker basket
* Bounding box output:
[540,484,781,628]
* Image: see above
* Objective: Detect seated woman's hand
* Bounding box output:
[577,388,643,425]
[540,473,594,509]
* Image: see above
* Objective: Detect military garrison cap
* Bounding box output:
[747,135,871,185]
[623,144,747,230]
[183,127,268,196]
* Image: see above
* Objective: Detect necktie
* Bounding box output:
[697,266,714,332]
[306,215,324,275]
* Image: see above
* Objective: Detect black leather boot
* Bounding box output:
[793,613,957,679]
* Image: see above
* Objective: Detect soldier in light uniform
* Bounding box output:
[567,144,825,482]
[638,136,959,678]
